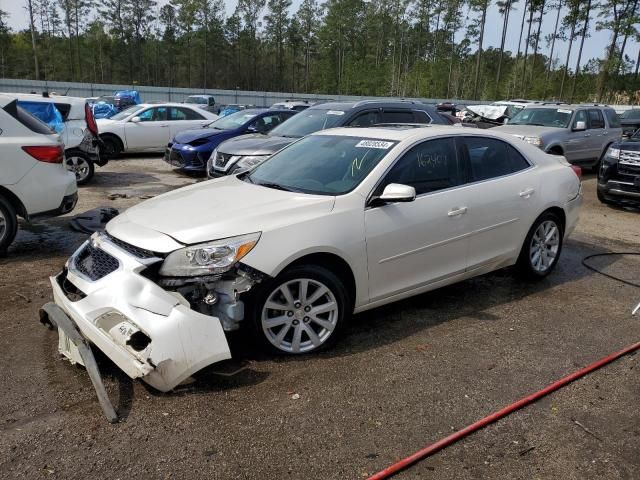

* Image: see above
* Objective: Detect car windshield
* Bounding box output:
[268,108,346,138]
[186,97,207,104]
[622,109,640,119]
[111,105,145,121]
[208,110,259,129]
[508,107,573,127]
[246,135,397,195]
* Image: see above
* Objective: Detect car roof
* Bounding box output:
[307,100,437,111]
[138,102,205,108]
[1,92,87,106]
[313,125,539,144]
[523,103,614,110]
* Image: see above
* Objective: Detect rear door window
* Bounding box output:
[460,137,530,182]
[3,100,54,135]
[605,109,621,128]
[588,109,605,129]
[170,107,204,120]
[380,110,415,124]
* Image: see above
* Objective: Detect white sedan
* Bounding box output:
[96,103,218,157]
[45,126,582,392]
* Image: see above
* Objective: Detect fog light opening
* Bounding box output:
[126,331,151,352]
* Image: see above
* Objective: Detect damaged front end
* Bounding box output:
[42,230,266,401]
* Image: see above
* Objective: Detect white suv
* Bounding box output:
[0,96,77,252]
[44,126,581,392]
[10,93,103,184]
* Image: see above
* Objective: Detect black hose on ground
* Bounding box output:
[581,252,640,288]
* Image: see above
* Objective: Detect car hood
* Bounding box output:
[174,128,229,144]
[612,138,640,151]
[106,175,335,248]
[217,134,295,156]
[494,124,563,137]
[96,118,118,126]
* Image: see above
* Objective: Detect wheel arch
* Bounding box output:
[546,144,564,155]
[537,205,566,234]
[0,185,28,219]
[99,132,125,151]
[278,251,357,309]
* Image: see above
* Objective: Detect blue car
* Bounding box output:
[164,108,297,174]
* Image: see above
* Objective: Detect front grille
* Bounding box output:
[74,243,119,281]
[104,233,159,259]
[215,151,233,169]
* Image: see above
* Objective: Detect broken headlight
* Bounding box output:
[159,232,261,277]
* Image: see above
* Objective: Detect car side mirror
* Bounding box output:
[573,120,586,131]
[246,125,257,133]
[131,116,141,123]
[371,183,416,206]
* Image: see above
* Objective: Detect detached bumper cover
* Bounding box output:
[47,234,231,392]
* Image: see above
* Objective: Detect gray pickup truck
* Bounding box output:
[493,104,622,169]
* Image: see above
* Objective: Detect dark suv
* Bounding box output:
[207,100,449,177]
[598,134,640,206]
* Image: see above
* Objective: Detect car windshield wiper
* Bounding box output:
[255,181,295,192]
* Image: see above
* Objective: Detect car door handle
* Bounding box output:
[160,124,169,127]
[448,206,467,217]
[584,133,591,137]
[519,188,535,198]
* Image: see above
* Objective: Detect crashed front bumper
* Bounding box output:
[48,234,231,392]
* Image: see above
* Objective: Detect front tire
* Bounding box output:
[516,212,563,279]
[65,150,94,185]
[0,195,18,254]
[249,265,350,355]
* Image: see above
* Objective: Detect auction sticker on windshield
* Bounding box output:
[327,110,345,115]
[558,109,572,114]
[355,140,394,149]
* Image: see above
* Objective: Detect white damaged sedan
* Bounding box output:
[44,126,582,393]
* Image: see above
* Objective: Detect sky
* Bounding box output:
[0,0,629,73]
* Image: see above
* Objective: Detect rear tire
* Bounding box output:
[516,212,563,279]
[0,195,18,255]
[248,264,350,355]
[65,150,94,185]
[100,135,122,159]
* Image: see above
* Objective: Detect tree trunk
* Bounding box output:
[617,0,638,74]
[496,0,511,98]
[27,0,40,80]
[521,4,534,96]
[529,1,545,93]
[512,0,529,96]
[472,1,487,100]
[559,18,575,98]
[570,0,591,102]
[543,0,562,98]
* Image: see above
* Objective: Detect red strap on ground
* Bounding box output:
[368,340,640,480]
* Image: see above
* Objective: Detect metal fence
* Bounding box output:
[0,78,486,107]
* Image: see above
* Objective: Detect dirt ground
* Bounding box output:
[0,157,639,480]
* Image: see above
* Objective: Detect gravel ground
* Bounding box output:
[0,158,639,480]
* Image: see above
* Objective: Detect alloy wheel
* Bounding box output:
[529,220,560,273]
[261,278,339,353]
[66,155,90,182]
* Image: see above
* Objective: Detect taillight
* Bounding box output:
[22,145,64,163]
[85,102,99,136]
[570,165,582,180]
